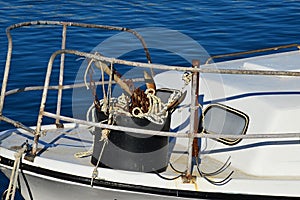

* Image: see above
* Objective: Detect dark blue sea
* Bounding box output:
[1,1,300,199]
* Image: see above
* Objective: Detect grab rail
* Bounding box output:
[52,49,300,76]
[34,48,300,140]
[0,20,152,119]
[205,43,300,64]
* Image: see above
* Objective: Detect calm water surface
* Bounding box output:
[0,0,300,198]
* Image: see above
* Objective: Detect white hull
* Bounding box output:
[1,124,299,200]
[1,168,199,200]
[2,163,297,200]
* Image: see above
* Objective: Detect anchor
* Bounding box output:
[195,153,234,186]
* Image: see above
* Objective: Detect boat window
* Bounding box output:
[201,104,249,145]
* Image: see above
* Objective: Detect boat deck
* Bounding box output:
[1,123,295,181]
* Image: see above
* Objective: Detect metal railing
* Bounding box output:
[205,43,300,64]
[0,20,152,119]
[38,49,300,178]
[37,48,300,140]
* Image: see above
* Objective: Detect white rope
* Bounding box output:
[90,129,109,186]
[128,88,169,124]
[74,150,93,158]
[117,93,129,109]
[85,102,100,135]
[132,107,144,118]
[86,103,96,123]
[111,88,184,125]
[88,98,112,186]
[84,59,95,90]
[107,62,114,105]
[98,61,109,113]
[182,72,192,85]
[5,146,26,200]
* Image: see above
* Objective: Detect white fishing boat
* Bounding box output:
[0,21,300,200]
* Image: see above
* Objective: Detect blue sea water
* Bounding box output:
[0,0,300,199]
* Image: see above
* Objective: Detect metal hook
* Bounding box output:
[200,156,232,177]
[196,156,234,186]
[198,168,234,186]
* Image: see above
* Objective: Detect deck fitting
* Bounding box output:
[182,174,196,183]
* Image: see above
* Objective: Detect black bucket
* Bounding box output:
[91,89,174,173]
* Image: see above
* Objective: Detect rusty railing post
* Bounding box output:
[186,60,200,181]
[55,24,67,128]
[0,27,13,115]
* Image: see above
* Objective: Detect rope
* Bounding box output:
[89,98,112,186]
[182,72,192,85]
[112,88,184,125]
[130,89,169,124]
[90,129,109,186]
[4,146,27,200]
[107,62,114,108]
[86,103,95,121]
[98,60,108,112]
[181,71,205,132]
[85,54,110,115]
[74,150,93,158]
[84,58,95,90]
